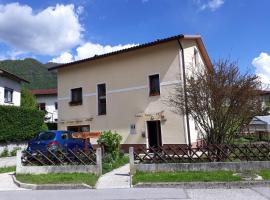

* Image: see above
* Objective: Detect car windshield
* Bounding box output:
[35,132,55,141]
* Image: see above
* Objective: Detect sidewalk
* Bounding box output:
[96,164,130,189]
[0,172,26,191]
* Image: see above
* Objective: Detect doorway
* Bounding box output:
[147,120,162,148]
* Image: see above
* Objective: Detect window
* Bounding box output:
[38,103,46,111]
[97,83,106,115]
[70,87,82,105]
[35,132,55,141]
[67,125,90,132]
[149,74,160,96]
[55,102,58,110]
[4,88,13,103]
[194,48,198,66]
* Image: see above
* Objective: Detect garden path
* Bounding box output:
[95,164,130,189]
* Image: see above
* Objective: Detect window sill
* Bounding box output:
[69,101,82,106]
[4,101,14,104]
[149,93,160,97]
[97,114,106,116]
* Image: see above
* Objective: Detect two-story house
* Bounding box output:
[49,34,212,150]
[0,68,28,106]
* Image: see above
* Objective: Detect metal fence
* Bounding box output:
[133,144,270,163]
[22,149,96,166]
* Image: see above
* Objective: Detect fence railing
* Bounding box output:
[21,149,97,166]
[133,144,270,163]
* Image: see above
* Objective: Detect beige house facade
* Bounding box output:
[49,34,211,149]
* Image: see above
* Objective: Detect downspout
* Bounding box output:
[177,39,191,146]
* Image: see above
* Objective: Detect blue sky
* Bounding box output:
[0,0,270,83]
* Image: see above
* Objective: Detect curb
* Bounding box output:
[133,181,270,189]
[12,174,93,190]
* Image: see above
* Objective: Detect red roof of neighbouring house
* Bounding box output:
[31,88,57,95]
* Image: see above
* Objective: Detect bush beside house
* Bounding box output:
[0,105,45,143]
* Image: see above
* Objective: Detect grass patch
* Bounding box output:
[132,171,242,185]
[102,155,129,174]
[16,173,99,187]
[0,166,16,173]
[259,170,270,180]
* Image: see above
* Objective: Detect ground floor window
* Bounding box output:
[67,125,90,132]
[4,87,13,103]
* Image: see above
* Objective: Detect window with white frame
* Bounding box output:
[4,87,13,103]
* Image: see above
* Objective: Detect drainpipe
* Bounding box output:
[177,39,191,146]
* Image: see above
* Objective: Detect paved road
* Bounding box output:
[0,187,269,200]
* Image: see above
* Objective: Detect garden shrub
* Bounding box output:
[0,105,45,143]
[0,147,9,157]
[97,130,122,161]
[10,147,22,156]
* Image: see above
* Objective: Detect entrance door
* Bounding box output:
[147,120,162,148]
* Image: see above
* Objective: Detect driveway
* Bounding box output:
[0,187,269,200]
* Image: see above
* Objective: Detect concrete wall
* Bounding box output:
[0,76,21,106]
[57,39,206,146]
[16,148,102,175]
[36,94,58,122]
[132,162,270,173]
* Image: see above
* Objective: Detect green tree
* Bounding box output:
[21,86,37,109]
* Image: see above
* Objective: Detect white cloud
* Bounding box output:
[51,42,137,63]
[0,3,83,55]
[252,52,270,87]
[196,0,225,11]
[50,52,74,63]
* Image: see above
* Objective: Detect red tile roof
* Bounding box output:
[31,88,57,95]
[48,34,212,71]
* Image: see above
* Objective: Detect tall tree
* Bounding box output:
[169,59,262,144]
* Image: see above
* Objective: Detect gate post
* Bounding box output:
[16,150,23,174]
[129,147,135,175]
[96,148,102,176]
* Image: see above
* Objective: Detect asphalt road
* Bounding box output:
[0,187,269,200]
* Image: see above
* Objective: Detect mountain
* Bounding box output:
[0,58,57,89]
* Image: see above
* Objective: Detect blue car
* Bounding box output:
[26,130,93,152]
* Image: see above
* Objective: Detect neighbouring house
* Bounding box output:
[31,88,58,123]
[0,68,28,106]
[260,90,270,112]
[247,115,270,133]
[49,34,212,150]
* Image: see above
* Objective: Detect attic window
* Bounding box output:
[194,48,198,66]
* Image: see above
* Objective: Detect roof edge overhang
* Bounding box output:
[0,68,29,83]
[48,34,212,71]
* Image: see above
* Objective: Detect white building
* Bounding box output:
[248,115,270,133]
[0,68,28,106]
[31,89,58,123]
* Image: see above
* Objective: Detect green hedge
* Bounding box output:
[0,105,45,143]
